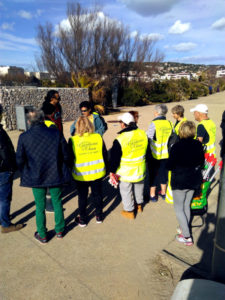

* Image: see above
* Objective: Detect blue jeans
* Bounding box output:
[0,171,13,227]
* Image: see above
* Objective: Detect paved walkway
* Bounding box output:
[1,92,224,299]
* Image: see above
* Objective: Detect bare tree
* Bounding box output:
[36,2,163,86]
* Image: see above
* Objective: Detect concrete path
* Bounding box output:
[1,91,224,300]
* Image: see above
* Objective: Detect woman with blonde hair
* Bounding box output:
[167,121,204,246]
[68,116,108,227]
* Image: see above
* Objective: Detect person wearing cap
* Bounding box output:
[70,101,107,136]
[190,104,216,156]
[0,104,24,233]
[147,104,173,202]
[109,112,150,219]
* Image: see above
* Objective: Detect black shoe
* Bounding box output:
[75,217,87,228]
[56,231,64,239]
[34,232,48,244]
[96,215,103,224]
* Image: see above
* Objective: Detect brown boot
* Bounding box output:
[137,204,143,213]
[1,224,23,233]
[121,210,135,219]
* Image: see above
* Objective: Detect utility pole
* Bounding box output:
[212,161,225,283]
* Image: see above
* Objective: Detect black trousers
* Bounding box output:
[75,179,103,220]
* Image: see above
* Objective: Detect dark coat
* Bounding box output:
[16,123,71,188]
[167,138,205,190]
[0,124,17,173]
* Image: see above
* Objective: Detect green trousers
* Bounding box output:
[32,187,65,238]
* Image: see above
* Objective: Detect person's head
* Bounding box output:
[190,104,208,122]
[171,105,184,120]
[129,110,139,124]
[41,102,55,118]
[79,101,92,117]
[26,108,44,127]
[179,121,196,139]
[118,112,135,129]
[154,104,168,117]
[45,90,60,106]
[0,104,3,122]
[75,116,94,136]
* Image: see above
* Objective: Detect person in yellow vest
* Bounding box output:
[42,102,57,129]
[171,105,187,135]
[109,112,150,219]
[68,116,108,227]
[147,104,172,202]
[190,104,216,156]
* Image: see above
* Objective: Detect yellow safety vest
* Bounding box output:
[150,120,172,160]
[44,120,56,128]
[197,119,216,156]
[116,129,148,182]
[70,133,106,181]
[174,117,187,135]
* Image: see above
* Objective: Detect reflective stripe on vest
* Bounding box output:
[150,120,172,160]
[116,129,148,183]
[198,119,216,156]
[174,117,187,135]
[44,120,56,127]
[70,133,106,181]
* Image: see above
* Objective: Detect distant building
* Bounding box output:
[161,73,191,80]
[0,66,24,76]
[24,71,51,80]
[216,69,225,78]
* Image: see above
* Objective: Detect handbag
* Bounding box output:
[167,122,179,153]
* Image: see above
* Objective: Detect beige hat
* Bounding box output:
[118,112,134,125]
[190,104,208,114]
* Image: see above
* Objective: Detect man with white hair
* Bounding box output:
[190,104,216,156]
[147,104,172,202]
[109,112,150,219]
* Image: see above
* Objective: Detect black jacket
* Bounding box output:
[0,124,17,173]
[167,138,205,190]
[109,124,151,173]
[16,123,71,188]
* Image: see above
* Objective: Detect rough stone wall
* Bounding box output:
[0,87,89,130]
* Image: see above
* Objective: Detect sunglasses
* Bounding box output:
[52,96,61,101]
[81,109,88,112]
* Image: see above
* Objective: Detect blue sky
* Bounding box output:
[0,0,225,70]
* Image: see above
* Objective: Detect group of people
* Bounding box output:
[0,89,217,246]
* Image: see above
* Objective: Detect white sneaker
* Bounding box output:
[176,234,193,246]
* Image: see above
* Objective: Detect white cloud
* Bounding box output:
[0,32,36,46]
[140,33,164,41]
[56,11,118,33]
[1,22,15,31]
[175,55,225,64]
[120,0,181,16]
[172,42,196,52]
[169,20,191,34]
[211,17,225,30]
[36,9,43,17]
[18,10,32,19]
[0,40,34,51]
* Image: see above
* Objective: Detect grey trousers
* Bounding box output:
[119,180,144,211]
[172,189,194,238]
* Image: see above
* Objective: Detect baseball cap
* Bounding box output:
[190,104,208,114]
[118,112,134,125]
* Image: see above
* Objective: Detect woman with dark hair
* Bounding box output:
[43,90,63,132]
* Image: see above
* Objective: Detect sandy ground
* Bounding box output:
[0,91,224,300]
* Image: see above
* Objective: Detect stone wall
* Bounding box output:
[0,87,89,130]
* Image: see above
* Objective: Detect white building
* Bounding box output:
[0,66,24,76]
[216,69,225,78]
